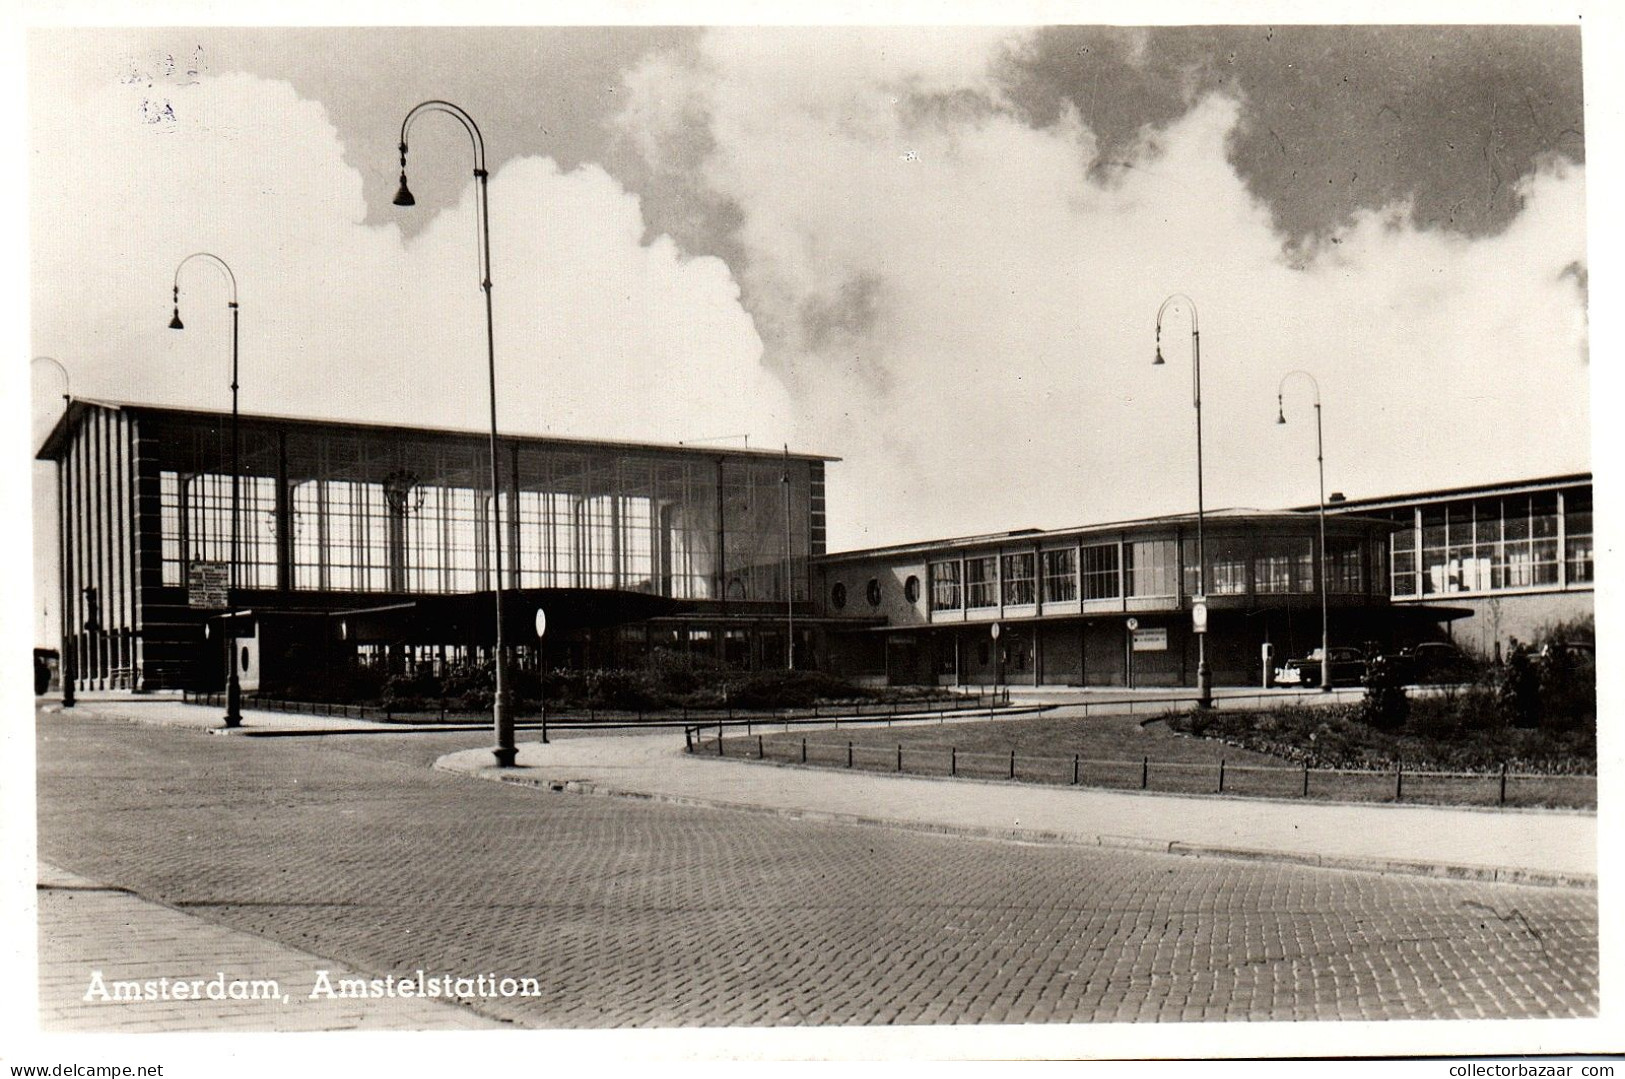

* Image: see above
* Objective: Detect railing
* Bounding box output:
[687,730,1595,809]
[180,687,1013,728]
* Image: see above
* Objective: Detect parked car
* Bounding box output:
[1274,646,1367,688]
[1394,642,1475,684]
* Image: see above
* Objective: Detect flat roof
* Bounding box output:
[1314,472,1591,513]
[817,506,1398,565]
[35,397,840,465]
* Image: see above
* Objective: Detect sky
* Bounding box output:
[23,18,1595,645]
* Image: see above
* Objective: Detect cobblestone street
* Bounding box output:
[36,712,1597,1029]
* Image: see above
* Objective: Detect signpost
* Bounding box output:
[1191,599,1209,634]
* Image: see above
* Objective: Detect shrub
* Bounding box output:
[1357,654,1409,730]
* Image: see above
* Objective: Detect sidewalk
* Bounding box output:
[437,730,1597,889]
[36,864,503,1031]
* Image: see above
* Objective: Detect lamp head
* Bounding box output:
[1152,346,1165,366]
[168,309,184,331]
[168,283,183,329]
[1276,395,1286,424]
[393,173,416,207]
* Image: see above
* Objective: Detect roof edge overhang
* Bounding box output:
[35,397,839,465]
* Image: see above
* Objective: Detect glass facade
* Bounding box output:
[1253,536,1314,595]
[1388,488,1587,597]
[149,413,820,601]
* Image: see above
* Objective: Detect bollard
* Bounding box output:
[1302,761,1310,798]
[897,744,903,772]
[758,734,764,759]
[1141,756,1149,790]
[718,726,725,757]
[1073,754,1080,786]
[1219,758,1226,793]
[801,737,807,764]
[1009,749,1016,780]
[951,746,957,777]
[1499,761,1508,806]
[685,727,693,753]
[847,741,853,768]
[1395,761,1403,802]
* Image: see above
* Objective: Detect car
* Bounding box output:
[1274,646,1367,688]
[1395,642,1475,684]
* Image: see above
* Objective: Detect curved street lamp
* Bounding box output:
[394,100,515,768]
[33,356,74,707]
[1154,294,1211,709]
[1277,370,1331,693]
[171,253,243,728]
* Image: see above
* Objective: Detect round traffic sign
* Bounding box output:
[1126,617,1139,631]
[990,622,1001,639]
[534,607,548,638]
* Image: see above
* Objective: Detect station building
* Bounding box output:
[38,397,1592,698]
[39,399,832,695]
[810,474,1594,688]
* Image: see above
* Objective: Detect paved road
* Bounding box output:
[36,711,1597,1028]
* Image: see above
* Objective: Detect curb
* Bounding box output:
[443,764,1596,891]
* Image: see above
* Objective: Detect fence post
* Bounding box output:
[951,746,957,777]
[1302,761,1310,798]
[1141,756,1149,790]
[1499,761,1508,806]
[1009,749,1016,780]
[847,740,853,768]
[1073,754,1080,786]
[1219,758,1226,793]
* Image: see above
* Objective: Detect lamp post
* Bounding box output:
[171,253,242,728]
[394,100,514,767]
[33,356,74,707]
[1154,294,1211,709]
[1277,370,1331,693]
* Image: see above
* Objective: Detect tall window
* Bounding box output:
[1042,548,1078,603]
[930,560,961,610]
[965,556,997,609]
[1079,543,1120,600]
[1001,552,1035,606]
[1391,521,1417,597]
[1187,536,1248,595]
[1325,538,1365,593]
[1565,489,1593,584]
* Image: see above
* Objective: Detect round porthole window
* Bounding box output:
[831,582,847,609]
[866,578,882,607]
[904,575,921,603]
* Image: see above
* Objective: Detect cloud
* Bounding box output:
[29,69,789,451]
[613,28,1589,550]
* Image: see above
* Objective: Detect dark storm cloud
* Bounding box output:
[1000,25,1583,242]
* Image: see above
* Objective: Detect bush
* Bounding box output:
[1357,654,1409,730]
